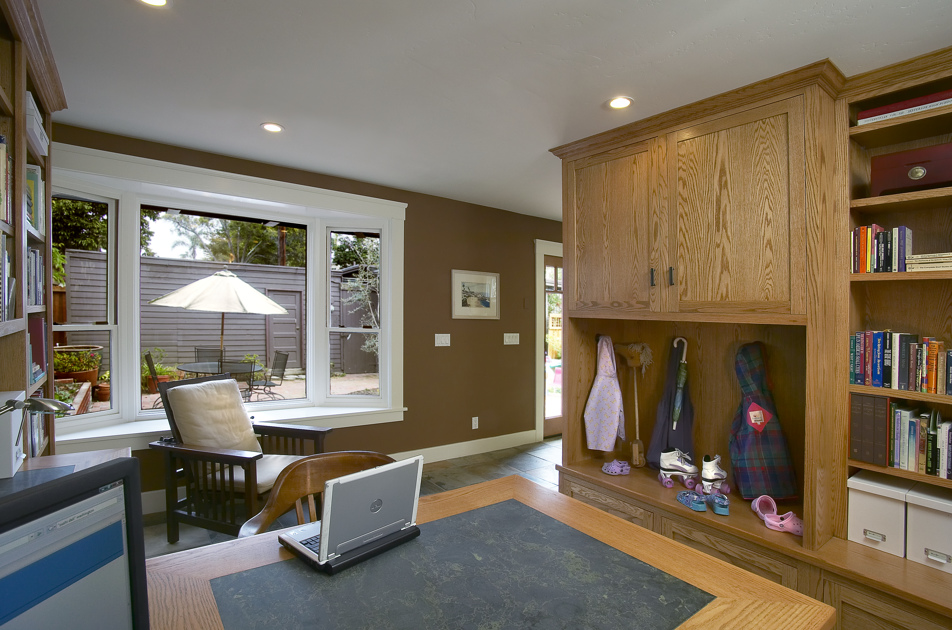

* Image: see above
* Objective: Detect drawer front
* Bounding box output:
[821,574,951,630]
[563,479,655,530]
[661,517,800,589]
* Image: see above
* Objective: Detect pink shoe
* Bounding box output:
[764,511,803,536]
[751,495,777,521]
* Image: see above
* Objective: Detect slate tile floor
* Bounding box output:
[143,437,562,559]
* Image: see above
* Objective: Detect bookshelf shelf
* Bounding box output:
[25,304,44,314]
[850,271,952,281]
[0,219,11,236]
[848,459,952,490]
[850,186,952,214]
[849,383,952,406]
[24,221,42,241]
[0,317,23,336]
[26,373,45,395]
[848,102,952,148]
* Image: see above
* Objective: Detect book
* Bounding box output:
[0,136,6,224]
[889,399,897,467]
[909,343,919,394]
[871,331,884,387]
[861,394,876,464]
[938,342,947,395]
[918,414,929,474]
[872,396,890,467]
[907,411,919,471]
[896,226,912,272]
[898,407,914,470]
[897,334,917,391]
[855,332,865,385]
[882,330,892,389]
[856,88,952,125]
[864,330,873,386]
[947,350,952,395]
[853,227,861,273]
[850,394,864,461]
[927,340,940,394]
[939,421,951,478]
[849,334,856,385]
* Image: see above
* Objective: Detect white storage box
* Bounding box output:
[847,470,916,557]
[906,483,952,573]
[0,391,26,479]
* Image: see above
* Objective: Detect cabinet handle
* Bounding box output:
[650,268,655,287]
[863,528,885,543]
[925,548,952,564]
[668,267,675,286]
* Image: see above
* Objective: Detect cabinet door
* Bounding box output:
[561,476,655,531]
[566,137,667,315]
[821,574,951,630]
[669,97,805,317]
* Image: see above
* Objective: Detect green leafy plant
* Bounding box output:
[99,371,110,383]
[53,349,101,373]
[243,353,265,371]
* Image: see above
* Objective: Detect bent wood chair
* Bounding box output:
[238,451,395,537]
[147,374,332,543]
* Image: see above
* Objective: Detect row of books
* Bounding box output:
[25,246,44,307]
[0,234,13,321]
[27,317,46,385]
[850,331,952,394]
[0,136,10,225]
[27,407,48,457]
[905,252,952,272]
[851,394,951,478]
[851,224,911,273]
[25,164,45,234]
[856,88,952,126]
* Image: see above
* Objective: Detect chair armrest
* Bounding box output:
[252,423,332,456]
[148,440,264,465]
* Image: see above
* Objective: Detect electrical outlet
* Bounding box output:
[504,333,519,345]
[435,334,451,346]
[472,416,478,430]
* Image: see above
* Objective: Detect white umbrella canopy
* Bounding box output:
[149,268,288,354]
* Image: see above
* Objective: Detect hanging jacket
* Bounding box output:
[583,336,625,451]
[729,342,798,500]
[647,342,695,469]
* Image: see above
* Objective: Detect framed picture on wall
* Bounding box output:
[451,270,499,319]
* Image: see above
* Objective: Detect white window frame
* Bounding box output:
[51,144,405,439]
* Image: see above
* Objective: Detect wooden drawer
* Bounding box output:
[821,572,951,630]
[561,476,655,531]
[661,516,801,590]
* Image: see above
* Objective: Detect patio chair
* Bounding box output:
[147,374,332,543]
[251,351,289,401]
[238,451,394,537]
[194,346,224,372]
[144,351,164,409]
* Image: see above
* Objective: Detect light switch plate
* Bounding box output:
[504,333,519,345]
[435,334,451,347]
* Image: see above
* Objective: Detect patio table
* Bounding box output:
[177,361,263,377]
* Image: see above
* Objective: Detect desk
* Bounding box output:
[147,476,834,629]
[1,448,134,499]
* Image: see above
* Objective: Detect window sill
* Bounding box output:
[55,406,405,454]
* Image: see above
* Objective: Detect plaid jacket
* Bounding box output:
[729,342,799,500]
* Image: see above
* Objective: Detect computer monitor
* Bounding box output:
[0,458,149,629]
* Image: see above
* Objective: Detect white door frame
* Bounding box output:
[534,239,563,441]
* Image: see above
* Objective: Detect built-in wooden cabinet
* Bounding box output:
[0,0,66,458]
[553,47,952,624]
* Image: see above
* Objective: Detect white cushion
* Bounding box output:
[167,379,261,453]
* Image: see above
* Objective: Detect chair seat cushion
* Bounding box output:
[167,379,262,453]
[226,454,305,495]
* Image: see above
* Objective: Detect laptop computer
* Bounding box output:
[278,455,423,574]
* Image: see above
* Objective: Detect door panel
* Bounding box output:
[266,289,303,369]
[670,97,804,316]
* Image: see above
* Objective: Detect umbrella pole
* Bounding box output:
[220,312,225,358]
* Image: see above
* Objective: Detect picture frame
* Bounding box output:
[451,270,499,319]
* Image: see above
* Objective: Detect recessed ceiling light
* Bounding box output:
[261,122,284,133]
[609,96,632,109]
[140,0,169,6]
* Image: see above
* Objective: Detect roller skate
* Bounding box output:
[658,448,698,489]
[700,454,730,495]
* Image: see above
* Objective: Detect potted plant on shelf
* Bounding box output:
[94,371,110,402]
[53,345,102,384]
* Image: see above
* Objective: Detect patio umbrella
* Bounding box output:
[149,268,288,354]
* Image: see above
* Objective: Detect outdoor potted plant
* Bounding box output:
[53,345,102,384]
[142,348,178,394]
[94,371,110,402]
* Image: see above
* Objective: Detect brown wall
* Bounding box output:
[52,125,562,491]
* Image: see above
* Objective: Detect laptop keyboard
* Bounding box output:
[300,534,321,551]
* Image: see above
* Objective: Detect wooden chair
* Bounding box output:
[250,350,289,401]
[148,374,332,543]
[238,451,394,537]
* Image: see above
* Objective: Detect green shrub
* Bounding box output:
[53,349,101,373]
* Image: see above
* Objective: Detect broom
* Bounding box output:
[613,342,653,467]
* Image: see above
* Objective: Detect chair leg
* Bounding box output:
[163,451,180,543]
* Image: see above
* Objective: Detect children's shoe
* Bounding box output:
[751,495,777,521]
[676,490,707,512]
[764,511,803,536]
[700,454,730,495]
[706,492,730,515]
[601,459,630,475]
[659,448,699,489]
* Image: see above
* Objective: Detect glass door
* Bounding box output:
[543,255,563,436]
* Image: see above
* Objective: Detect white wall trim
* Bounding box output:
[534,240,563,441]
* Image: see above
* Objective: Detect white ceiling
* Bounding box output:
[38,0,952,221]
